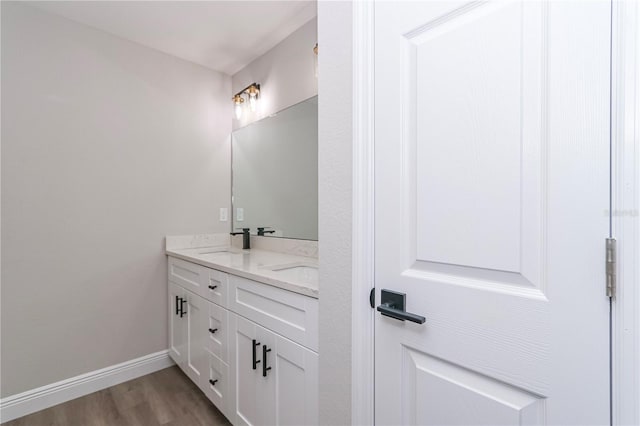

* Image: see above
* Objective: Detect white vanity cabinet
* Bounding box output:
[167,255,318,426]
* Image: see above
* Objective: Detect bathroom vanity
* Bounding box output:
[166,94,320,425]
[166,234,318,426]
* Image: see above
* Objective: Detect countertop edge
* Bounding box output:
[166,250,319,299]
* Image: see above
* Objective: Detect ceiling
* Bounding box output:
[28,1,317,75]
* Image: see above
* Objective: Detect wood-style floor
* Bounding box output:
[2,366,231,426]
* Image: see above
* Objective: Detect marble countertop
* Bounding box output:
[166,245,319,298]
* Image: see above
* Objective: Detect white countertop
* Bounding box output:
[166,246,319,298]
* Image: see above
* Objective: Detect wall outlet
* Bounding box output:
[219,208,228,222]
[236,207,244,221]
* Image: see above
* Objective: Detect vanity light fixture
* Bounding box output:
[232,83,260,120]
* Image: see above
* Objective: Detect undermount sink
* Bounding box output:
[265,262,318,283]
[196,247,244,261]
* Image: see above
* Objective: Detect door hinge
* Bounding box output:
[606,238,617,298]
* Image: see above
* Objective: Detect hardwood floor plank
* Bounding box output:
[2,366,231,426]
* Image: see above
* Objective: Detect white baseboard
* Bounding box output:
[0,350,174,423]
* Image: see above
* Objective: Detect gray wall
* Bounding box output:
[232,18,317,130]
[1,2,231,397]
[318,2,353,424]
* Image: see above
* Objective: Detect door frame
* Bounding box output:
[351,0,374,424]
[350,1,640,425]
[611,1,640,424]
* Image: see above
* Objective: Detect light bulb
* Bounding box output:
[247,85,259,112]
[233,94,244,120]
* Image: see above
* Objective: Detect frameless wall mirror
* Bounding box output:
[231,96,318,240]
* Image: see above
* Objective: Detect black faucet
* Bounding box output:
[230,228,251,249]
[257,227,276,236]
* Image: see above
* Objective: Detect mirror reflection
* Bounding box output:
[232,96,318,240]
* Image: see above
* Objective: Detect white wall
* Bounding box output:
[1,2,231,397]
[317,2,352,424]
[232,18,317,130]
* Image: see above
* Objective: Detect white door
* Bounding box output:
[374,1,611,425]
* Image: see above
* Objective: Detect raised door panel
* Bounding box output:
[398,0,547,294]
[402,348,543,425]
[168,282,186,369]
[274,335,318,426]
[207,301,229,363]
[185,290,207,388]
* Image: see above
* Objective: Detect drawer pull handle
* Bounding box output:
[175,295,180,316]
[252,339,261,370]
[262,345,272,377]
[209,328,218,334]
[208,285,218,290]
[209,379,218,386]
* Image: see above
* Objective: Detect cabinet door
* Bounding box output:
[230,313,260,426]
[168,282,186,369]
[272,335,318,426]
[231,313,317,426]
[185,290,207,388]
[230,313,277,426]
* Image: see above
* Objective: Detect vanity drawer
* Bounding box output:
[168,257,205,296]
[228,275,318,352]
[203,268,228,308]
[207,301,229,363]
[204,351,230,419]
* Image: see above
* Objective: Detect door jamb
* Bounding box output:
[611,1,640,424]
[351,1,375,425]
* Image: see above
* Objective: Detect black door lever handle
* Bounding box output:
[377,304,425,324]
[377,289,426,324]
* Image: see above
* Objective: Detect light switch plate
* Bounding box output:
[236,207,244,221]
[219,208,228,222]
